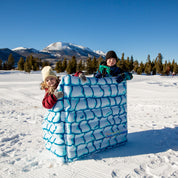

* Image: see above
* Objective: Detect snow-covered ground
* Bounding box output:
[0,70,178,178]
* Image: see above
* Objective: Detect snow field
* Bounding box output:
[0,71,178,178]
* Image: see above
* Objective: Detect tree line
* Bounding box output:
[0,53,178,75]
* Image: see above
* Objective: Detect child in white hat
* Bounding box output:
[40,66,63,109]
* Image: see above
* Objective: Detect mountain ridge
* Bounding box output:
[41,42,105,59]
[0,42,106,65]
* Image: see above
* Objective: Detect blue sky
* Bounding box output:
[1,0,178,62]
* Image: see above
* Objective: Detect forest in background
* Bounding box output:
[1,52,178,75]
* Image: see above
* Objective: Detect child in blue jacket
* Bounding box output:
[95,50,133,83]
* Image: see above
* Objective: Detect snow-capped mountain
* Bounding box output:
[43,42,93,52]
[0,42,105,65]
[12,47,55,59]
[94,50,106,56]
[42,42,93,53]
[42,42,105,59]
[13,47,39,53]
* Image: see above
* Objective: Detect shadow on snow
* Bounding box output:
[85,127,178,160]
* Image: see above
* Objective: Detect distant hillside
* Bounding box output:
[0,48,23,64]
[12,47,56,59]
[0,42,106,65]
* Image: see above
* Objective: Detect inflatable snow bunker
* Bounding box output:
[42,75,127,163]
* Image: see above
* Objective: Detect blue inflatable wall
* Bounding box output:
[42,75,127,163]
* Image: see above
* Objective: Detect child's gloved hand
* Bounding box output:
[124,72,133,80]
[79,73,87,82]
[116,73,125,83]
[95,72,102,78]
[116,72,133,83]
[54,90,64,99]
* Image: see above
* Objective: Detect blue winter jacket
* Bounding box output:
[94,61,123,78]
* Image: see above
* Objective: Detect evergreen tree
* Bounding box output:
[3,62,8,70]
[17,57,25,71]
[167,61,172,73]
[136,67,142,75]
[42,61,50,68]
[62,58,67,72]
[152,59,156,75]
[117,58,126,71]
[24,58,31,73]
[156,53,163,74]
[146,54,151,66]
[66,60,72,74]
[70,56,77,74]
[140,62,145,73]
[7,53,15,69]
[162,60,168,75]
[117,53,126,70]
[171,60,175,73]
[28,55,40,71]
[166,62,171,75]
[0,59,2,70]
[55,60,63,73]
[144,55,152,75]
[121,53,124,61]
[133,60,139,73]
[173,62,178,74]
[29,55,34,69]
[144,63,152,75]
[86,57,93,74]
[91,56,98,73]
[33,59,40,71]
[125,57,130,72]
[38,58,42,68]
[77,59,84,72]
[129,56,134,71]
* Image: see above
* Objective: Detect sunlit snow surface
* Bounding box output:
[0,71,178,178]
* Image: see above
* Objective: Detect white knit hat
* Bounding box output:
[41,66,57,81]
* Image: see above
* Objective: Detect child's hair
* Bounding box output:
[40,76,60,94]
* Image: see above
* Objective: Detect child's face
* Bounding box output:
[45,76,57,87]
[107,58,117,67]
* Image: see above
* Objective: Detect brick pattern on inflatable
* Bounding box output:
[42,75,127,163]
